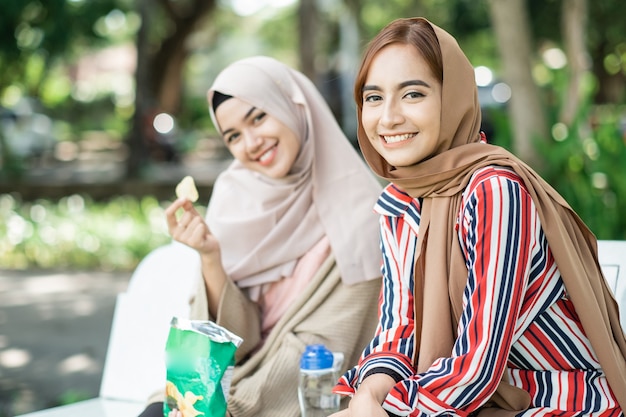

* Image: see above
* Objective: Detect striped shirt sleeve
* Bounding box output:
[335,168,539,415]
[383,167,537,416]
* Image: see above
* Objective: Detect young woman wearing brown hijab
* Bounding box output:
[138,56,383,417]
[331,17,626,417]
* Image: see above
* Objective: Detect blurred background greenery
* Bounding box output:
[1,0,626,272]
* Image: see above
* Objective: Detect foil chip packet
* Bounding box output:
[164,317,243,417]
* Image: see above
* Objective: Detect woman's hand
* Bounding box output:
[345,392,390,417]
[165,198,220,258]
[165,198,228,317]
[329,394,388,417]
[330,374,396,417]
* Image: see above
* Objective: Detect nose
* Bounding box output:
[379,99,404,128]
[243,130,263,153]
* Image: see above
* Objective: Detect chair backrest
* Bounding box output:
[99,242,200,403]
[597,240,626,333]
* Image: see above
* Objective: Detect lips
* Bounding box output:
[382,133,416,144]
[257,144,277,165]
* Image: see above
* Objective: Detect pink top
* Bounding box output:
[258,236,331,336]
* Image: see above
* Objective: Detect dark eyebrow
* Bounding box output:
[400,79,431,88]
[221,106,257,136]
[362,79,431,93]
[243,106,257,120]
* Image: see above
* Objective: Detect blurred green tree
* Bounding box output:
[0,0,134,94]
[0,0,136,179]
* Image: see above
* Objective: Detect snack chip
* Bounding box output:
[164,317,243,417]
[175,176,199,202]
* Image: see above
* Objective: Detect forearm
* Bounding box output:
[337,373,395,417]
[199,251,228,319]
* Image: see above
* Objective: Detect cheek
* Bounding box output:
[226,143,244,160]
[361,109,379,134]
[431,114,442,137]
[431,102,442,128]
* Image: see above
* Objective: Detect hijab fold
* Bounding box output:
[206,56,382,294]
[357,18,626,412]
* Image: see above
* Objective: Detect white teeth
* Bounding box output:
[259,148,273,162]
[383,133,414,143]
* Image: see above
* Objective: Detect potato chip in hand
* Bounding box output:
[175,176,199,203]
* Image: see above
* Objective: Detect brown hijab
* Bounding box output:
[356,17,626,412]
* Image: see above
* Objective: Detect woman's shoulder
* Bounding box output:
[458,166,531,226]
[460,165,531,214]
[465,165,526,195]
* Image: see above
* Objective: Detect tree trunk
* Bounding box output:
[487,0,548,169]
[337,1,361,140]
[126,0,154,179]
[151,0,215,114]
[560,0,590,125]
[125,0,216,179]
[298,0,318,81]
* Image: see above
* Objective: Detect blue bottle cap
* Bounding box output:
[300,344,334,370]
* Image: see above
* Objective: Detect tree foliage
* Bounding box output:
[1,0,625,240]
[0,0,134,95]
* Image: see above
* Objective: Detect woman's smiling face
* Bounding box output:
[360,43,442,168]
[214,96,300,179]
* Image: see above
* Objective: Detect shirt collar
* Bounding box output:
[374,183,415,217]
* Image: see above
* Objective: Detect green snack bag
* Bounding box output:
[164,317,243,417]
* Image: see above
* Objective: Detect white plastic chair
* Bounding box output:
[597,240,626,333]
[16,241,200,417]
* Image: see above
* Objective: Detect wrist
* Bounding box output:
[200,252,227,282]
[355,373,396,405]
[200,249,222,265]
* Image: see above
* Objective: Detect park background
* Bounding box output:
[1,0,625,415]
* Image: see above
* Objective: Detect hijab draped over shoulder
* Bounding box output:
[206,56,382,297]
[356,17,626,412]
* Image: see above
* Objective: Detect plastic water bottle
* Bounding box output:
[298,344,342,416]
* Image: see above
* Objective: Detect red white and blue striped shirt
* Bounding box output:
[335,166,623,417]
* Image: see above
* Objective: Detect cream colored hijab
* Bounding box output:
[356,18,626,412]
[206,56,382,292]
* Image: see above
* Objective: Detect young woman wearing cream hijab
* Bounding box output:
[138,56,383,417]
[332,17,626,417]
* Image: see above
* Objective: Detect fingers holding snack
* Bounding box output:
[166,202,207,242]
[165,177,220,256]
[167,175,203,230]
[164,199,197,232]
[166,176,203,231]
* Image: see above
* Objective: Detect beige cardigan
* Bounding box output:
[150,254,381,417]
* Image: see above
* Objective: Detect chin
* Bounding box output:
[265,167,289,179]
[383,157,416,168]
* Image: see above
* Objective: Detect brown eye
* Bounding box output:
[364,94,382,103]
[405,91,425,99]
[225,132,240,144]
[253,112,267,123]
